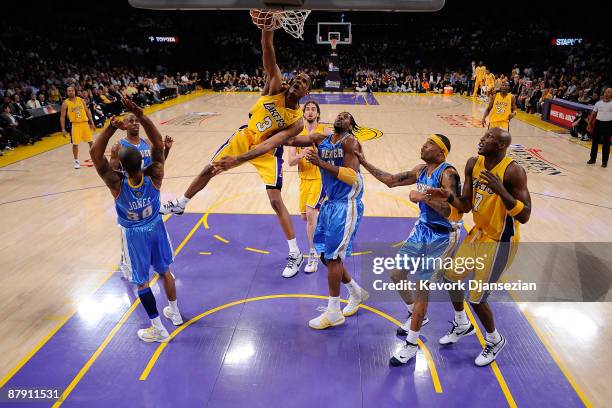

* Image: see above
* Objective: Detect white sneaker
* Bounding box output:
[308,307,345,330]
[282,252,303,278]
[342,288,370,317]
[396,312,430,336]
[475,334,506,366]
[137,325,170,343]
[304,254,319,273]
[163,306,184,326]
[160,199,185,215]
[439,320,476,345]
[74,160,80,169]
[389,341,419,366]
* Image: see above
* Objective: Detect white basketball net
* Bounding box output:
[250,9,311,40]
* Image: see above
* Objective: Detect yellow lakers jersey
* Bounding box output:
[65,97,88,123]
[490,93,512,124]
[244,92,303,144]
[476,66,486,80]
[472,155,519,241]
[297,123,327,180]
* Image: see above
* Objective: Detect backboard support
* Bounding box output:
[128,0,445,12]
[317,22,351,45]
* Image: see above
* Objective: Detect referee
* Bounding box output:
[587,88,612,168]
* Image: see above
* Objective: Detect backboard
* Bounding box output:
[128,0,445,12]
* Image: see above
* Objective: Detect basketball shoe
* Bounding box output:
[160,199,185,215]
[304,251,319,273]
[137,326,170,343]
[389,341,419,366]
[439,320,476,345]
[282,252,303,278]
[342,288,369,317]
[475,334,506,366]
[163,306,184,326]
[308,307,345,330]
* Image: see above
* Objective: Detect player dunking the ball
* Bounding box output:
[91,98,183,343]
[427,127,531,366]
[162,21,311,279]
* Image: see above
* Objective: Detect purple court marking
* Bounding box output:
[2,214,585,407]
[301,93,379,105]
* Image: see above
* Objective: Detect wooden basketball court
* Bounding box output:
[1,91,610,406]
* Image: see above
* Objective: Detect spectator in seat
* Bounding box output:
[0,104,34,145]
[26,93,42,110]
[38,93,49,107]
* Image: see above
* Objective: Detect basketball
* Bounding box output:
[250,9,280,31]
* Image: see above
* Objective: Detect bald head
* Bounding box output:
[493,127,512,147]
[478,127,511,156]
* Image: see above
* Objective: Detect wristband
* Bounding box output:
[508,200,524,217]
[337,167,358,185]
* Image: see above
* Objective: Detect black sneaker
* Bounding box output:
[587,159,596,164]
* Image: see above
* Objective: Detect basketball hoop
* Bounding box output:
[330,38,338,50]
[250,9,311,40]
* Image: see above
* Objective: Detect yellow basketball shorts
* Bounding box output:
[211,127,283,189]
[489,120,509,131]
[70,122,93,144]
[444,227,519,304]
[299,178,324,213]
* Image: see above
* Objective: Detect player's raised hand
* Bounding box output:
[213,156,239,171]
[110,116,126,130]
[121,97,143,117]
[480,170,504,194]
[164,135,174,149]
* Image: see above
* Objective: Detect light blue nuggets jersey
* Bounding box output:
[415,162,459,231]
[120,138,152,168]
[318,134,364,202]
[115,176,161,228]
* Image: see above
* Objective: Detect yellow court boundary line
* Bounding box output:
[502,287,592,407]
[213,234,230,244]
[0,269,115,389]
[51,213,197,408]
[138,294,443,394]
[244,247,270,254]
[1,226,168,388]
[199,252,212,255]
[463,302,517,408]
[0,90,209,169]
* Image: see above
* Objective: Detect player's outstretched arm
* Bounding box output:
[213,118,305,170]
[261,30,282,95]
[482,162,531,223]
[355,150,422,187]
[285,131,327,147]
[90,118,122,197]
